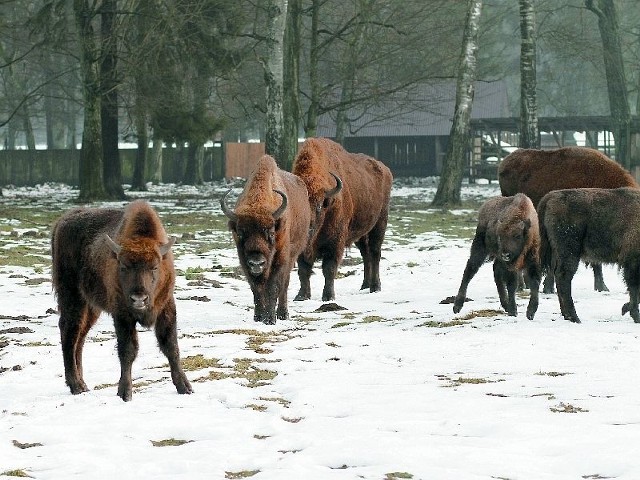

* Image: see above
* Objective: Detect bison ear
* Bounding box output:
[105,234,121,257]
[159,236,176,257]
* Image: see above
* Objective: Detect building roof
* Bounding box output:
[316,79,510,138]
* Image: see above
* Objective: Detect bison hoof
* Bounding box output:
[622,302,631,316]
[294,293,310,301]
[175,376,193,395]
[360,281,369,290]
[68,380,89,395]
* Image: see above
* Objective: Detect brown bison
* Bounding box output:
[538,187,640,324]
[292,137,393,301]
[453,193,541,319]
[221,154,311,324]
[51,200,192,401]
[498,146,639,293]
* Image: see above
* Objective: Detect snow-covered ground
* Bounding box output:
[1,180,639,480]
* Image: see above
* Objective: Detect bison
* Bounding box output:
[51,200,193,401]
[221,154,311,324]
[292,137,393,302]
[498,146,639,293]
[453,193,541,319]
[538,187,640,324]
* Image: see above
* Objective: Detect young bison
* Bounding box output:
[499,146,639,293]
[453,193,541,319]
[221,155,311,324]
[538,187,640,324]
[292,137,393,301]
[51,200,193,401]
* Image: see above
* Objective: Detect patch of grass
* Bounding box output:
[550,402,589,413]
[244,403,268,412]
[94,383,117,390]
[12,440,43,449]
[331,321,352,328]
[417,319,471,328]
[456,309,503,321]
[151,438,194,447]
[385,473,414,480]
[1,470,33,478]
[536,371,572,377]
[259,396,291,408]
[182,354,223,371]
[225,470,260,479]
[437,374,505,388]
[360,315,387,323]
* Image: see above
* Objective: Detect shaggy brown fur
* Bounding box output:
[539,187,640,324]
[51,200,192,401]
[292,137,393,301]
[454,193,541,319]
[221,155,311,324]
[499,146,638,293]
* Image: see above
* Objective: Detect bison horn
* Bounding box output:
[272,189,288,220]
[220,189,238,222]
[105,234,122,255]
[159,236,176,257]
[325,172,343,199]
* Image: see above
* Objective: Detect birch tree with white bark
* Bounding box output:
[432,0,483,207]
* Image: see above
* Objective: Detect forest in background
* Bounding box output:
[1,0,639,201]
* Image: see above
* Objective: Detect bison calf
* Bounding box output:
[539,187,640,324]
[454,193,541,319]
[499,146,639,293]
[51,200,193,401]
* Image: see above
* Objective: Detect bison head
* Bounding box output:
[105,234,175,315]
[221,189,288,278]
[496,218,531,266]
[307,172,342,233]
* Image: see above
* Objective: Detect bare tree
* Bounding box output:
[74,0,108,201]
[432,0,483,207]
[586,0,631,167]
[261,0,289,164]
[519,0,539,148]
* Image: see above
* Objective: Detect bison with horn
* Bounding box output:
[221,155,312,324]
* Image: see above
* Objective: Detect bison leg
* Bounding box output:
[294,255,313,301]
[321,251,341,301]
[155,298,193,395]
[554,258,581,323]
[58,297,96,395]
[276,269,291,322]
[355,237,372,291]
[453,234,486,314]
[622,264,640,323]
[114,315,139,401]
[366,216,386,293]
[592,263,609,292]
[524,256,541,320]
[542,273,555,294]
[493,261,517,316]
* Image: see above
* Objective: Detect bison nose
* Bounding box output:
[247,257,266,275]
[501,252,512,262]
[130,293,149,310]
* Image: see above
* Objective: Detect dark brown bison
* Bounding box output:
[538,187,640,324]
[498,146,639,293]
[51,200,192,401]
[292,137,393,301]
[453,193,541,319]
[221,154,311,324]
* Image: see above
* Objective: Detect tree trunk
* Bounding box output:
[586,0,630,168]
[151,136,163,184]
[263,0,289,162]
[281,0,301,170]
[519,0,539,149]
[184,144,204,185]
[101,0,125,199]
[21,104,36,150]
[74,0,107,201]
[432,0,483,207]
[132,100,148,191]
[304,0,321,138]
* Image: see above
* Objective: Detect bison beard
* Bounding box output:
[291,137,393,302]
[453,193,541,319]
[51,200,193,401]
[499,146,639,293]
[538,187,640,324]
